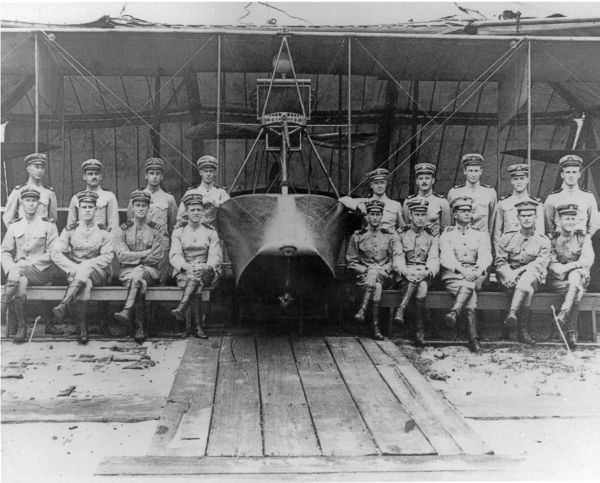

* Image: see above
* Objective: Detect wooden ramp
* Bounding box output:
[98,336,500,477]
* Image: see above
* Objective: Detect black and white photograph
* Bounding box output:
[1,1,600,481]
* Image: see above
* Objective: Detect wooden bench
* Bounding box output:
[380,291,600,342]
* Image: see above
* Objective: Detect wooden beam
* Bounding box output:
[549,82,585,112]
[183,69,202,184]
[1,75,35,112]
[373,80,399,171]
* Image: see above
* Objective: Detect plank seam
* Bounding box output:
[254,335,266,457]
[202,335,224,457]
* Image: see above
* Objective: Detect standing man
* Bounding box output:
[170,193,223,338]
[447,153,497,234]
[392,197,440,346]
[114,190,165,343]
[402,163,450,237]
[1,188,59,342]
[544,154,598,235]
[339,168,405,232]
[439,197,492,352]
[176,155,230,226]
[346,200,395,341]
[494,163,544,244]
[495,200,551,346]
[3,153,57,226]
[51,191,114,344]
[547,204,595,349]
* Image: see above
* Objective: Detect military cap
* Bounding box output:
[450,196,473,211]
[556,203,578,216]
[19,187,41,200]
[130,189,151,204]
[508,163,529,177]
[406,196,429,213]
[461,153,483,167]
[365,199,385,213]
[367,168,388,182]
[414,163,436,176]
[558,154,583,169]
[515,199,539,214]
[76,190,99,205]
[144,157,164,171]
[196,155,218,170]
[182,192,203,207]
[81,158,103,172]
[25,152,47,166]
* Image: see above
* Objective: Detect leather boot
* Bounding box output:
[500,325,511,341]
[190,296,208,339]
[413,297,427,347]
[171,280,200,322]
[3,282,19,335]
[133,297,145,343]
[12,297,27,344]
[74,300,88,345]
[114,281,139,324]
[52,280,86,321]
[371,300,384,340]
[517,306,536,345]
[44,317,64,335]
[504,288,527,327]
[465,308,481,353]
[394,282,417,326]
[353,287,372,324]
[565,302,580,350]
[444,287,472,328]
[556,283,578,327]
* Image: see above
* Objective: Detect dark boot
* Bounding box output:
[504,288,527,328]
[413,297,427,347]
[171,280,200,322]
[557,283,579,327]
[444,287,473,328]
[133,297,145,343]
[465,308,481,353]
[566,330,578,350]
[74,301,88,345]
[564,302,580,350]
[44,317,64,335]
[353,287,372,324]
[12,297,27,344]
[3,282,19,335]
[517,306,536,345]
[190,297,208,339]
[394,282,417,326]
[500,325,511,341]
[114,282,139,324]
[372,300,384,340]
[52,280,85,321]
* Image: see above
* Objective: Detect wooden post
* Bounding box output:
[216,34,222,183]
[34,32,39,152]
[527,39,532,174]
[151,70,162,157]
[184,69,202,186]
[409,80,419,193]
[374,80,399,172]
[347,37,352,194]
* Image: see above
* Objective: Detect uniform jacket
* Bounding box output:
[439,225,492,280]
[176,183,230,225]
[548,230,595,280]
[402,192,451,237]
[169,222,223,277]
[494,229,551,280]
[114,220,165,268]
[127,187,178,235]
[447,182,497,234]
[1,216,58,273]
[346,226,395,275]
[544,187,598,235]
[339,194,405,232]
[392,225,440,277]
[493,193,545,243]
[2,182,57,226]
[67,187,120,230]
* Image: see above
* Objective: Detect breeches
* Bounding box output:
[6,265,58,296]
[175,266,215,292]
[442,279,479,309]
[399,277,432,299]
[119,265,160,288]
[498,269,541,298]
[355,269,393,289]
[58,265,110,301]
[547,269,590,296]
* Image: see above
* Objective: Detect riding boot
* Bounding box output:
[413,297,427,347]
[171,280,200,322]
[444,287,473,328]
[44,317,64,335]
[133,296,145,344]
[191,296,208,339]
[565,302,580,350]
[465,308,481,353]
[74,300,88,345]
[500,325,511,341]
[3,282,19,334]
[371,299,384,340]
[504,288,527,327]
[12,297,27,344]
[556,283,579,327]
[353,287,372,324]
[394,282,417,326]
[114,282,139,324]
[52,280,86,321]
[517,306,536,345]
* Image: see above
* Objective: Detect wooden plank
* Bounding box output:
[146,402,188,455]
[10,286,209,301]
[374,339,493,455]
[206,336,262,456]
[360,338,463,455]
[256,337,321,456]
[97,454,525,476]
[325,337,434,455]
[292,337,379,456]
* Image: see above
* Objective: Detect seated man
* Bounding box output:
[170,193,222,338]
[50,190,114,344]
[1,188,59,342]
[346,199,395,341]
[114,190,166,343]
[439,197,492,352]
[547,203,595,349]
[495,200,551,346]
[392,197,440,346]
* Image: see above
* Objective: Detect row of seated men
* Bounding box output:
[2,154,226,344]
[341,153,597,352]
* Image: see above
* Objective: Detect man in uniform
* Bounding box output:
[170,192,223,338]
[447,153,497,234]
[339,168,405,232]
[493,163,544,244]
[176,155,230,226]
[114,190,165,343]
[1,188,59,342]
[439,197,492,352]
[402,163,450,236]
[127,157,177,283]
[50,190,114,344]
[392,197,440,346]
[495,200,551,345]
[547,203,595,349]
[346,199,395,340]
[544,154,598,235]
[3,153,57,227]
